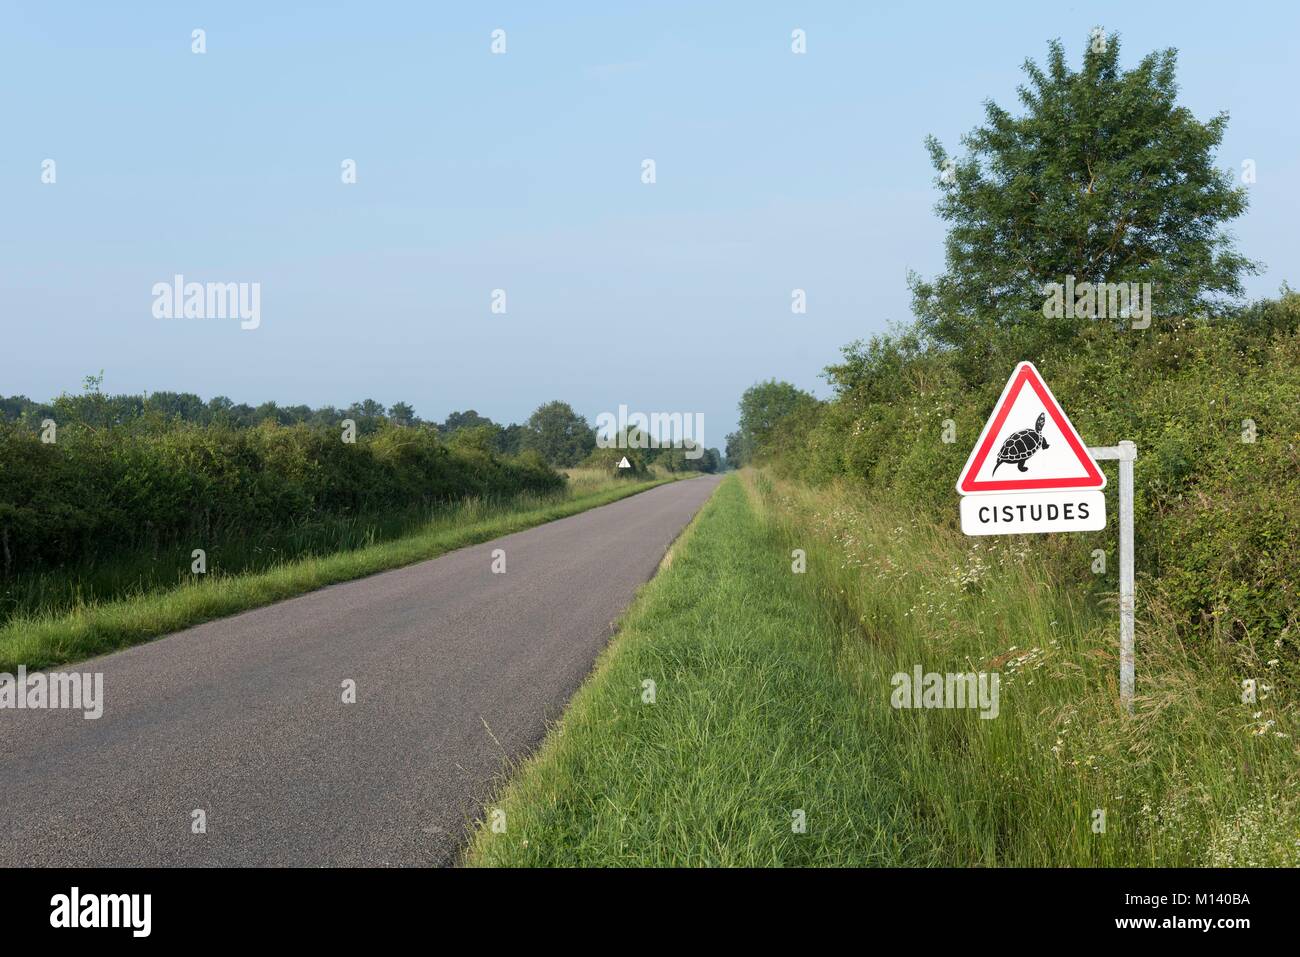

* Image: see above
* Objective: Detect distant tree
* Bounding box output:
[657,447,687,473]
[734,380,818,463]
[604,425,660,465]
[282,404,314,425]
[724,431,751,468]
[253,401,293,426]
[388,401,417,427]
[441,409,495,434]
[344,399,388,435]
[308,405,342,429]
[654,440,719,474]
[522,401,595,467]
[494,423,525,456]
[144,391,206,423]
[207,396,235,422]
[689,447,721,473]
[228,403,255,427]
[0,395,37,422]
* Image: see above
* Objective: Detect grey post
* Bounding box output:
[1089,442,1138,713]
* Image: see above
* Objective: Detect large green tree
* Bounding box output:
[912,32,1257,375]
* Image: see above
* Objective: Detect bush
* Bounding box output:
[582,446,648,477]
[760,291,1300,646]
[0,420,564,577]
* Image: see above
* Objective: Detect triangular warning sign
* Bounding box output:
[956,361,1105,494]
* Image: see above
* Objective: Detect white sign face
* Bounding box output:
[960,490,1106,536]
[956,362,1105,496]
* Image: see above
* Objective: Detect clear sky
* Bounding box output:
[3,1,1296,445]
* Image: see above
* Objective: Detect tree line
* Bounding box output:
[1,377,721,472]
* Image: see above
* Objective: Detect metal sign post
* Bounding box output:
[1089,442,1137,714]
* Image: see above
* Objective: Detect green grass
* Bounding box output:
[466,471,1298,866]
[0,475,671,672]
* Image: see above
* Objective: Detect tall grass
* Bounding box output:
[467,472,1298,866]
[0,474,670,672]
[755,472,1299,866]
[1,494,494,627]
[563,466,645,494]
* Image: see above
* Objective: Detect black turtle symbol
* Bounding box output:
[991,412,1050,475]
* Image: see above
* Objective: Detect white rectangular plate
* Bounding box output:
[960,490,1107,536]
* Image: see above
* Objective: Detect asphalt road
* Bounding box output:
[0,475,721,866]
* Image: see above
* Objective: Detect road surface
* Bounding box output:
[0,475,721,866]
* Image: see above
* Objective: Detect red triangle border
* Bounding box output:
[957,363,1105,493]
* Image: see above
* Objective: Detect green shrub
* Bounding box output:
[581,445,648,477]
[762,291,1300,647]
[0,420,564,580]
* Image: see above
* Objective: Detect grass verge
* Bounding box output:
[466,471,1298,866]
[0,476,671,672]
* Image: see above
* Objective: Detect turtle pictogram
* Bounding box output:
[991,413,1050,475]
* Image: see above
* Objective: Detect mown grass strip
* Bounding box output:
[466,472,907,866]
[0,478,670,672]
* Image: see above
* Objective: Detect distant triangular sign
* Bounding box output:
[956,361,1105,494]
[617,456,631,469]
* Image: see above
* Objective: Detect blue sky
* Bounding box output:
[2,2,1296,444]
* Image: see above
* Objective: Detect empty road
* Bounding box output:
[0,475,721,866]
